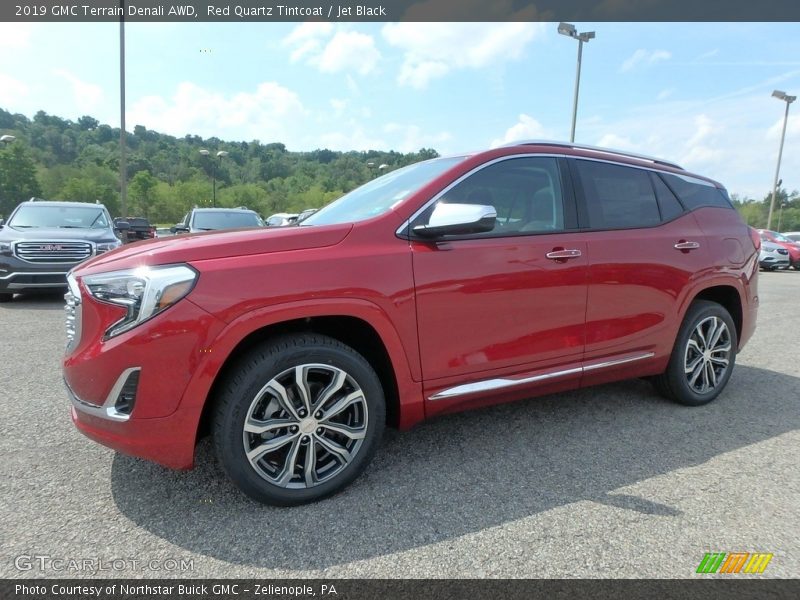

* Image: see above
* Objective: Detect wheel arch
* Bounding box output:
[685,283,744,344]
[188,300,424,448]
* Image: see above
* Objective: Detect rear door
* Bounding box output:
[570,158,710,372]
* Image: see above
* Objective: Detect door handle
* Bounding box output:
[674,241,700,251]
[546,249,582,260]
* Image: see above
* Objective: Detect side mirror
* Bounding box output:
[114,220,131,231]
[412,203,497,238]
[171,225,189,234]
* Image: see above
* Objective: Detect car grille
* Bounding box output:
[64,283,82,351]
[15,241,93,263]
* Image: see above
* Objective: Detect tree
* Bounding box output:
[0,144,42,216]
[128,170,158,218]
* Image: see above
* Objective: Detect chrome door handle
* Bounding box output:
[546,249,582,260]
[674,241,700,250]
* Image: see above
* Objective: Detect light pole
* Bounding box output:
[558,22,595,144]
[767,90,795,230]
[199,149,228,207]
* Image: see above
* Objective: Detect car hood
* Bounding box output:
[0,226,116,242]
[75,224,353,274]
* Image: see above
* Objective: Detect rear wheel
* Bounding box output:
[212,333,385,506]
[653,300,737,406]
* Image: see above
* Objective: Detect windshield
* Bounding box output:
[771,232,792,243]
[9,204,109,229]
[302,157,466,226]
[192,211,263,230]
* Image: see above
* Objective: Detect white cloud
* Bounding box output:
[657,88,675,101]
[490,114,551,148]
[383,123,452,153]
[128,82,306,141]
[382,22,545,89]
[283,25,380,76]
[596,134,639,151]
[0,73,30,107]
[620,49,672,73]
[696,48,719,61]
[317,128,387,151]
[314,31,380,76]
[53,69,104,113]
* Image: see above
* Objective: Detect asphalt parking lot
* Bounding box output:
[1,272,798,579]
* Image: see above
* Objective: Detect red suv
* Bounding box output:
[757,229,800,269]
[63,142,759,505]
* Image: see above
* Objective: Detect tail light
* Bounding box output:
[749,227,761,251]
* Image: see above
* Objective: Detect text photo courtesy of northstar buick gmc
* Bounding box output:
[62,141,759,506]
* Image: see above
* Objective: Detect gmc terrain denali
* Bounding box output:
[62,142,759,505]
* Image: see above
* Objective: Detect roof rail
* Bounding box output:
[501,139,684,170]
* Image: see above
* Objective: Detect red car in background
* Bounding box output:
[757,229,800,269]
[62,141,759,506]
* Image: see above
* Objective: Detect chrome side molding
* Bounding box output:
[428,352,655,401]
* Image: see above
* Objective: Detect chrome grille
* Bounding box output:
[64,275,82,351]
[15,241,93,263]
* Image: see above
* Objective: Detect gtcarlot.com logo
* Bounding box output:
[696,552,773,574]
[14,554,195,573]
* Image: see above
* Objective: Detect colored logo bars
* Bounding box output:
[697,552,773,574]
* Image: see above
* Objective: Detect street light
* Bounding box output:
[558,22,595,143]
[767,90,795,230]
[199,149,228,207]
[0,135,16,145]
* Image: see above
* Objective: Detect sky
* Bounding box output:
[1,21,799,199]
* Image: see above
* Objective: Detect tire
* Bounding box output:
[212,333,386,506]
[653,300,737,407]
[0,293,12,303]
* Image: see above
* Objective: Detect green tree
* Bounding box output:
[128,170,158,218]
[0,144,42,216]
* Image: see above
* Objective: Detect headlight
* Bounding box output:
[82,264,197,339]
[96,240,122,253]
[0,241,14,255]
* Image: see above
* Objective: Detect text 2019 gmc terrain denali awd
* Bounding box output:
[62,142,759,505]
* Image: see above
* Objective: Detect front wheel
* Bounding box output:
[212,333,386,506]
[653,300,737,406]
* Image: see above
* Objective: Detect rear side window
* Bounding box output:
[650,173,684,222]
[660,173,731,210]
[575,160,661,229]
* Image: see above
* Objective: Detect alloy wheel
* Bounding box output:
[683,316,732,394]
[242,364,368,489]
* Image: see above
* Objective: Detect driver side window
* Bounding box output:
[423,156,565,237]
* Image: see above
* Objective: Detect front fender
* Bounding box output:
[179,297,425,440]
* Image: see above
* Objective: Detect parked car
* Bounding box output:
[759,239,790,270]
[782,231,800,243]
[114,216,155,243]
[155,227,175,239]
[266,212,299,227]
[171,207,264,234]
[757,229,800,269]
[296,208,319,223]
[0,199,124,302]
[63,141,758,506]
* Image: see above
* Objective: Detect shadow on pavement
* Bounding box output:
[0,291,65,310]
[111,365,799,569]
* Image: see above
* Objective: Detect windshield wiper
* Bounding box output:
[195,227,215,231]
[58,225,86,228]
